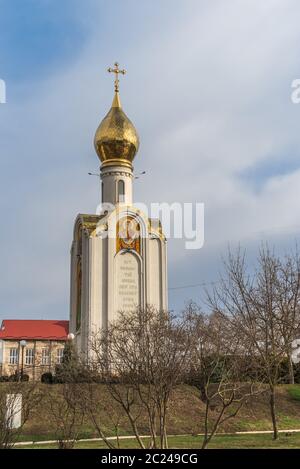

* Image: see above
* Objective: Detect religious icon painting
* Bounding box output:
[116,216,141,254]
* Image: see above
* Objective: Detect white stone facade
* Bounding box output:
[69,203,168,358]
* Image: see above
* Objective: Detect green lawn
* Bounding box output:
[4,383,300,447]
[287,385,300,401]
[19,432,300,449]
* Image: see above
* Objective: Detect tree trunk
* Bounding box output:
[148,412,157,449]
[269,387,278,440]
[201,400,210,449]
[288,355,295,385]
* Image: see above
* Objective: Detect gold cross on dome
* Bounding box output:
[107,62,126,93]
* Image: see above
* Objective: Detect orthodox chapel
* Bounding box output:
[69,63,168,355]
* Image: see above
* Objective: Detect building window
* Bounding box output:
[41,348,50,365]
[9,348,18,365]
[57,348,64,364]
[118,180,125,203]
[25,348,34,365]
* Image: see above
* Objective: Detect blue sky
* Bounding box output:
[0,1,87,80]
[1,0,300,320]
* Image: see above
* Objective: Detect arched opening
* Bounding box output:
[118,179,125,203]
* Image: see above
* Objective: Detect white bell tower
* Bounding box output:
[69,63,168,357]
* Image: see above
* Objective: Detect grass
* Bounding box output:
[287,385,300,401]
[19,432,300,449]
[4,383,300,446]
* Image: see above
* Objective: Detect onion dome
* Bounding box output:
[94,63,139,169]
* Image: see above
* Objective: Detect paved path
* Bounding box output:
[235,429,300,435]
[14,429,300,447]
[15,435,152,447]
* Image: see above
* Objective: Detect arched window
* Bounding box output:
[118,179,125,203]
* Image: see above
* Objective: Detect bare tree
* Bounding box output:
[89,306,192,449]
[0,381,41,449]
[207,245,298,440]
[77,379,138,450]
[43,383,85,449]
[274,249,300,384]
[186,303,263,449]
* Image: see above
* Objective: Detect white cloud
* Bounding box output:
[1,0,300,317]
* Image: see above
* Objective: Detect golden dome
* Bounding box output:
[94,91,139,169]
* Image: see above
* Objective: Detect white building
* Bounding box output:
[69,63,168,356]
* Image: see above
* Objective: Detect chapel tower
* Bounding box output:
[69,63,168,356]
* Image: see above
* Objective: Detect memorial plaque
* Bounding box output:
[115,252,140,313]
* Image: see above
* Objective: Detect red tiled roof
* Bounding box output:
[0,320,69,340]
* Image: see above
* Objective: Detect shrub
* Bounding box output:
[41,372,53,384]
[9,372,29,382]
[0,376,9,382]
